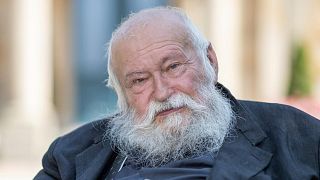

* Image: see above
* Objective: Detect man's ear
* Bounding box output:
[207,43,218,74]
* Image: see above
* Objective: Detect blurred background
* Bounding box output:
[0,0,319,179]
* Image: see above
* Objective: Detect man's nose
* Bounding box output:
[153,75,173,102]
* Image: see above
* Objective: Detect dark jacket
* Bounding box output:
[35,86,320,180]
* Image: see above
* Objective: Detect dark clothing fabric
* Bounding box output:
[114,152,215,180]
[35,84,320,180]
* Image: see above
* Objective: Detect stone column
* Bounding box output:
[255,0,291,101]
[209,0,244,98]
[0,0,58,162]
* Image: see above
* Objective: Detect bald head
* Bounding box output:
[107,7,218,110]
[112,8,193,49]
[111,9,193,74]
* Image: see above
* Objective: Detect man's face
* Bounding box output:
[112,22,205,124]
[108,10,233,168]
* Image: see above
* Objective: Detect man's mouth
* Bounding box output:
[156,106,185,117]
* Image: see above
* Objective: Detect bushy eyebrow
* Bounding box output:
[124,50,189,80]
[125,71,148,79]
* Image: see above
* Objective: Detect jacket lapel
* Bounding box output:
[75,138,116,180]
[209,84,273,179]
[210,131,273,179]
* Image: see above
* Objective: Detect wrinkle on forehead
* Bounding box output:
[114,23,191,49]
[112,38,193,77]
[132,41,184,60]
[111,24,193,64]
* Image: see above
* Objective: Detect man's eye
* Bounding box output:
[132,78,146,85]
[167,63,181,71]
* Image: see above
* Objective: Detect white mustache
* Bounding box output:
[139,93,207,126]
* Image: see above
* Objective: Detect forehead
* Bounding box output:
[114,38,189,65]
[113,39,192,80]
[114,21,191,54]
[111,17,194,73]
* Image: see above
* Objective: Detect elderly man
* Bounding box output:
[35,7,320,180]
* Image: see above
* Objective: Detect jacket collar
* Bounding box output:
[210,83,273,179]
[75,121,116,180]
[217,82,268,145]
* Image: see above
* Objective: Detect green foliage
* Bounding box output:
[287,44,312,97]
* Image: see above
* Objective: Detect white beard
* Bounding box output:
[106,83,235,168]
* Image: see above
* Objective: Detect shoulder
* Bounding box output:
[35,118,113,179]
[59,118,109,145]
[237,100,320,177]
[239,100,320,139]
[53,118,111,156]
